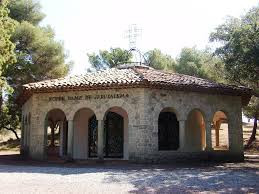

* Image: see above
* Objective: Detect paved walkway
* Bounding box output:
[0,163,258,194]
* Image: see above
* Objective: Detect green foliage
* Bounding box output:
[88,48,132,70]
[210,5,259,87]
[175,47,207,78]
[145,49,176,70]
[210,5,259,119]
[0,94,20,139]
[243,96,259,118]
[5,21,70,89]
[0,0,70,139]
[8,0,45,25]
[88,47,225,84]
[174,47,226,82]
[0,0,16,84]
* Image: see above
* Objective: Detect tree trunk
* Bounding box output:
[246,114,258,147]
[4,127,20,140]
[10,128,20,140]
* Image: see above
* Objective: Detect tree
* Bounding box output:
[243,96,259,147]
[174,47,208,79]
[210,5,259,146]
[87,48,132,70]
[5,21,70,90]
[145,49,176,70]
[0,0,16,106]
[0,95,20,139]
[0,0,71,139]
[8,0,45,25]
[0,0,16,69]
[0,0,16,136]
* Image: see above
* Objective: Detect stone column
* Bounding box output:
[43,119,48,158]
[205,120,212,151]
[97,120,104,159]
[67,120,74,159]
[179,120,186,151]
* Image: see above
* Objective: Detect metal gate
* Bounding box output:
[104,112,124,158]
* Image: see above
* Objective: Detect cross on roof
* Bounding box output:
[124,24,142,49]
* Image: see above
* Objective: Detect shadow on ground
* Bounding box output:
[104,166,259,193]
[0,158,258,193]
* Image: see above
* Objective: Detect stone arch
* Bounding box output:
[158,107,180,151]
[208,108,230,123]
[44,108,67,159]
[73,107,96,159]
[70,103,99,121]
[153,104,183,123]
[43,106,69,123]
[185,109,206,151]
[184,107,207,122]
[99,100,133,123]
[103,106,129,159]
[211,110,229,150]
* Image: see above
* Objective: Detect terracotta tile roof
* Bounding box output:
[23,68,142,90]
[134,68,251,95]
[20,65,252,105]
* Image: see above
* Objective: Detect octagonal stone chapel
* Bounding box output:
[19,64,252,163]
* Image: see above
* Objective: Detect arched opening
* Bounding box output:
[88,115,98,158]
[186,109,206,151]
[104,107,128,159]
[45,109,67,159]
[158,108,179,150]
[73,108,96,159]
[211,111,229,150]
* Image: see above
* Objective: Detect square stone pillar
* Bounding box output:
[205,120,212,151]
[179,120,186,151]
[97,120,104,159]
[67,120,74,159]
[43,119,48,158]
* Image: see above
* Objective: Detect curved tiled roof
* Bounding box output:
[20,65,252,105]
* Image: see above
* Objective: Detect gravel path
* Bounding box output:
[0,164,258,194]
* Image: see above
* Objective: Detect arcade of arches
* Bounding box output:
[19,65,251,162]
[22,104,232,161]
[21,89,245,162]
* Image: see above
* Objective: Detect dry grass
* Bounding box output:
[0,138,20,152]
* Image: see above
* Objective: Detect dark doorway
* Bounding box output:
[104,112,124,158]
[88,115,98,157]
[158,112,179,150]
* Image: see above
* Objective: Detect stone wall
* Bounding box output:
[137,88,244,162]
[23,87,244,162]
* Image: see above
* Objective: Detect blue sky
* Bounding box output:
[40,0,258,75]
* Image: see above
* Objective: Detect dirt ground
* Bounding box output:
[0,123,258,194]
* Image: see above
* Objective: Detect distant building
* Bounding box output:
[19,64,252,162]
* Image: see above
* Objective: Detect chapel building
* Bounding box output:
[19,64,252,162]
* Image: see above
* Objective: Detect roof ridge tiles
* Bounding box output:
[19,65,252,105]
